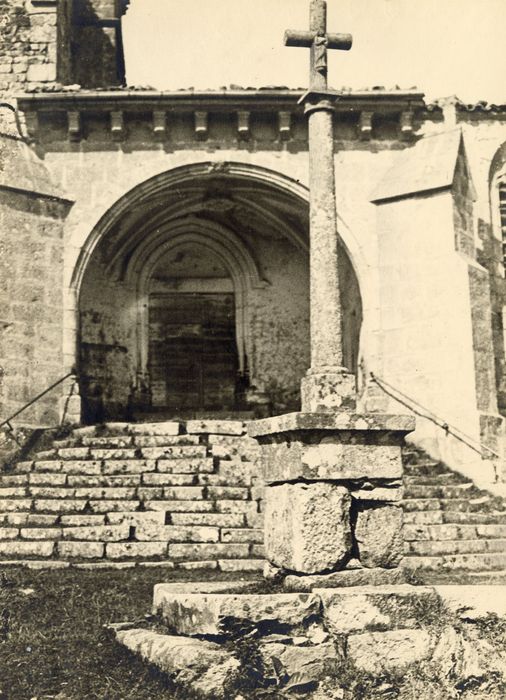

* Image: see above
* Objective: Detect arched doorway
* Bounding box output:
[75,163,362,423]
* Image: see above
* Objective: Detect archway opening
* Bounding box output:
[76,165,362,423]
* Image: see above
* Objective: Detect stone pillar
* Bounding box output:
[301,93,356,413]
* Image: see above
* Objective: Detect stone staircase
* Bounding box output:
[0,420,264,571]
[402,447,506,572]
[1,421,506,575]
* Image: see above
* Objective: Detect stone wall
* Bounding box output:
[0,0,58,94]
[0,167,71,426]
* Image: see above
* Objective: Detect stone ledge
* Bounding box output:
[248,411,415,438]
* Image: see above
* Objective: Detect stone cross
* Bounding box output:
[285,1,355,412]
[285,0,352,91]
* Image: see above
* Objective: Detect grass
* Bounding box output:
[2,565,506,700]
[0,565,258,700]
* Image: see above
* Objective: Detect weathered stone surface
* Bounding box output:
[171,513,245,527]
[221,528,264,543]
[168,543,249,560]
[261,640,340,686]
[135,523,219,543]
[186,420,244,435]
[355,504,404,568]
[140,446,207,460]
[265,482,351,574]
[153,581,253,595]
[57,542,105,558]
[284,567,407,591]
[218,559,265,572]
[249,412,415,437]
[106,542,167,559]
[61,525,129,541]
[141,473,195,486]
[128,422,180,436]
[301,371,357,413]
[101,459,156,475]
[116,629,239,699]
[347,629,435,672]
[153,591,321,636]
[0,541,54,557]
[261,438,403,483]
[157,458,214,473]
[317,585,439,634]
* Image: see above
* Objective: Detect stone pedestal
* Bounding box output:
[248,411,415,580]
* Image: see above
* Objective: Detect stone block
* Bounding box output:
[116,629,239,698]
[58,447,90,460]
[186,420,245,435]
[20,528,62,540]
[206,486,249,500]
[171,513,245,527]
[106,511,165,526]
[0,487,28,498]
[27,514,59,526]
[301,370,357,412]
[0,541,54,557]
[261,439,403,484]
[26,62,56,82]
[215,501,258,515]
[140,446,207,459]
[82,435,134,447]
[168,543,249,560]
[90,448,137,460]
[128,422,180,436]
[265,483,351,574]
[284,567,407,591]
[30,487,74,499]
[57,541,105,558]
[317,585,439,634]
[0,474,28,486]
[133,435,200,447]
[153,590,320,635]
[151,581,253,594]
[260,640,340,682]
[33,499,87,513]
[157,458,214,473]
[219,559,265,572]
[179,560,218,570]
[135,523,219,543]
[163,487,204,500]
[29,473,66,485]
[33,460,63,472]
[68,475,141,487]
[220,528,264,543]
[142,473,196,486]
[145,500,214,513]
[60,515,105,526]
[64,461,103,475]
[106,542,167,559]
[355,503,404,568]
[61,525,129,541]
[347,629,434,672]
[102,459,156,475]
[136,487,164,500]
[89,500,139,513]
[0,528,19,540]
[351,484,404,501]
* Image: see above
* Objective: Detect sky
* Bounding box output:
[123,0,506,104]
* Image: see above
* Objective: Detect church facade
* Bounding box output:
[1,0,506,488]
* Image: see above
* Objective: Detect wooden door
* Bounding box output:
[148,293,238,411]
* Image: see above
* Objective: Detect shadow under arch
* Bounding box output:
[68,160,369,419]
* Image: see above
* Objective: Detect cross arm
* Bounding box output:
[284,30,352,51]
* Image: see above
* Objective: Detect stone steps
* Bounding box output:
[0,420,263,570]
[1,428,505,573]
[401,446,506,571]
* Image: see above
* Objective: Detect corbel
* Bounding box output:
[278,111,292,140]
[237,110,250,139]
[110,110,125,141]
[67,110,81,142]
[358,110,373,140]
[153,110,167,140]
[194,111,208,140]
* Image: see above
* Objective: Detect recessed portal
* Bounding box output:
[147,242,239,412]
